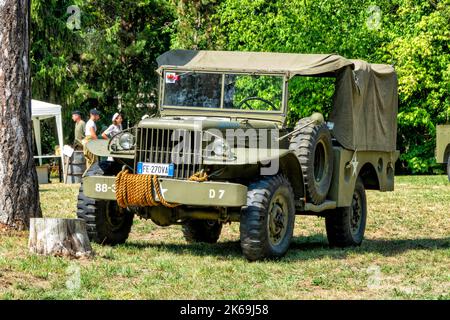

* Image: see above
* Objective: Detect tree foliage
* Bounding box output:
[31,0,450,173]
[31,0,174,143]
[170,0,450,173]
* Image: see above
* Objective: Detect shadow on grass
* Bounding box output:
[123,240,243,259]
[121,234,450,261]
[287,235,450,260]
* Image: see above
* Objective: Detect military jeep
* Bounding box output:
[77,50,399,261]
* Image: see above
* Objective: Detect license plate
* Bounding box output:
[137,162,174,177]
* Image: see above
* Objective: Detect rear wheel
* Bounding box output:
[325,177,367,247]
[182,220,222,243]
[240,175,295,261]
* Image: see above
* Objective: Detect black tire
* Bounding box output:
[182,220,222,243]
[240,175,295,261]
[289,118,333,205]
[76,163,133,245]
[325,177,367,247]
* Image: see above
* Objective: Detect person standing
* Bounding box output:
[72,110,85,150]
[102,113,123,139]
[82,109,101,168]
[84,109,100,140]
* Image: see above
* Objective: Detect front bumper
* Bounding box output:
[82,176,248,207]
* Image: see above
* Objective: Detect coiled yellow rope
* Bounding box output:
[115,169,208,209]
[187,170,208,182]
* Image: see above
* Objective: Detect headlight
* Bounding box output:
[118,133,135,150]
[212,138,232,158]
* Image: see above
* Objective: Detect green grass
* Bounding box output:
[0,176,449,299]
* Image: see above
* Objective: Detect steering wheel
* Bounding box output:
[237,96,277,110]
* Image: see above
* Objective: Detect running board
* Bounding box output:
[296,200,337,214]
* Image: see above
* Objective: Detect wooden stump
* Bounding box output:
[29,218,94,258]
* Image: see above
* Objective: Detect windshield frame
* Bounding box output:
[159,69,288,120]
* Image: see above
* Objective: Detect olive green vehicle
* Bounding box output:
[436,124,450,181]
[77,50,399,261]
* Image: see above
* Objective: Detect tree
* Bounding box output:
[0,0,41,229]
[380,0,450,173]
[169,0,222,49]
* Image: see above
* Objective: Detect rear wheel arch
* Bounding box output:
[358,162,380,190]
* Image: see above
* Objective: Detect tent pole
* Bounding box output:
[32,118,43,166]
[56,114,65,175]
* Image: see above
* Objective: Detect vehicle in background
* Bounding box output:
[436,124,450,181]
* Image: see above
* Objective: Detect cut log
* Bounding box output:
[29,218,94,258]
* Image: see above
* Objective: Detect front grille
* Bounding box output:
[135,128,203,179]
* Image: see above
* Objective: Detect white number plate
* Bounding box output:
[137,162,174,177]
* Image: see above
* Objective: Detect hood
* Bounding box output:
[138,117,280,130]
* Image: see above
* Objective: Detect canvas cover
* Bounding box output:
[330,60,398,152]
[157,50,398,152]
[157,50,354,76]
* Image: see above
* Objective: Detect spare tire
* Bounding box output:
[289,118,334,204]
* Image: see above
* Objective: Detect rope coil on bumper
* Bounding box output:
[115,169,208,209]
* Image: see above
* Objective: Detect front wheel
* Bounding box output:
[325,177,367,247]
[77,183,134,245]
[240,175,295,261]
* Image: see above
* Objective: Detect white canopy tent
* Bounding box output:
[31,100,65,174]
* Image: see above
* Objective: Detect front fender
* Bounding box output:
[86,139,134,159]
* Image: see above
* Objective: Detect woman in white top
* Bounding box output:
[102,113,123,139]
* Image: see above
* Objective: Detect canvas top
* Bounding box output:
[157,49,394,77]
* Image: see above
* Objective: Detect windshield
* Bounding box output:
[162,71,284,112]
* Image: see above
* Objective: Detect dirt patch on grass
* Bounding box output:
[0,270,51,291]
[0,224,27,238]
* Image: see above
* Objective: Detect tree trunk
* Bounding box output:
[0,0,41,229]
[29,218,93,258]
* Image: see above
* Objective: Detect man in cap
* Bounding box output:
[85,109,100,140]
[71,110,85,150]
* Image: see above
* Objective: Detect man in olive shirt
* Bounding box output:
[72,110,85,150]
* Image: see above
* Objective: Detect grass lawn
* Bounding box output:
[0,175,449,299]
